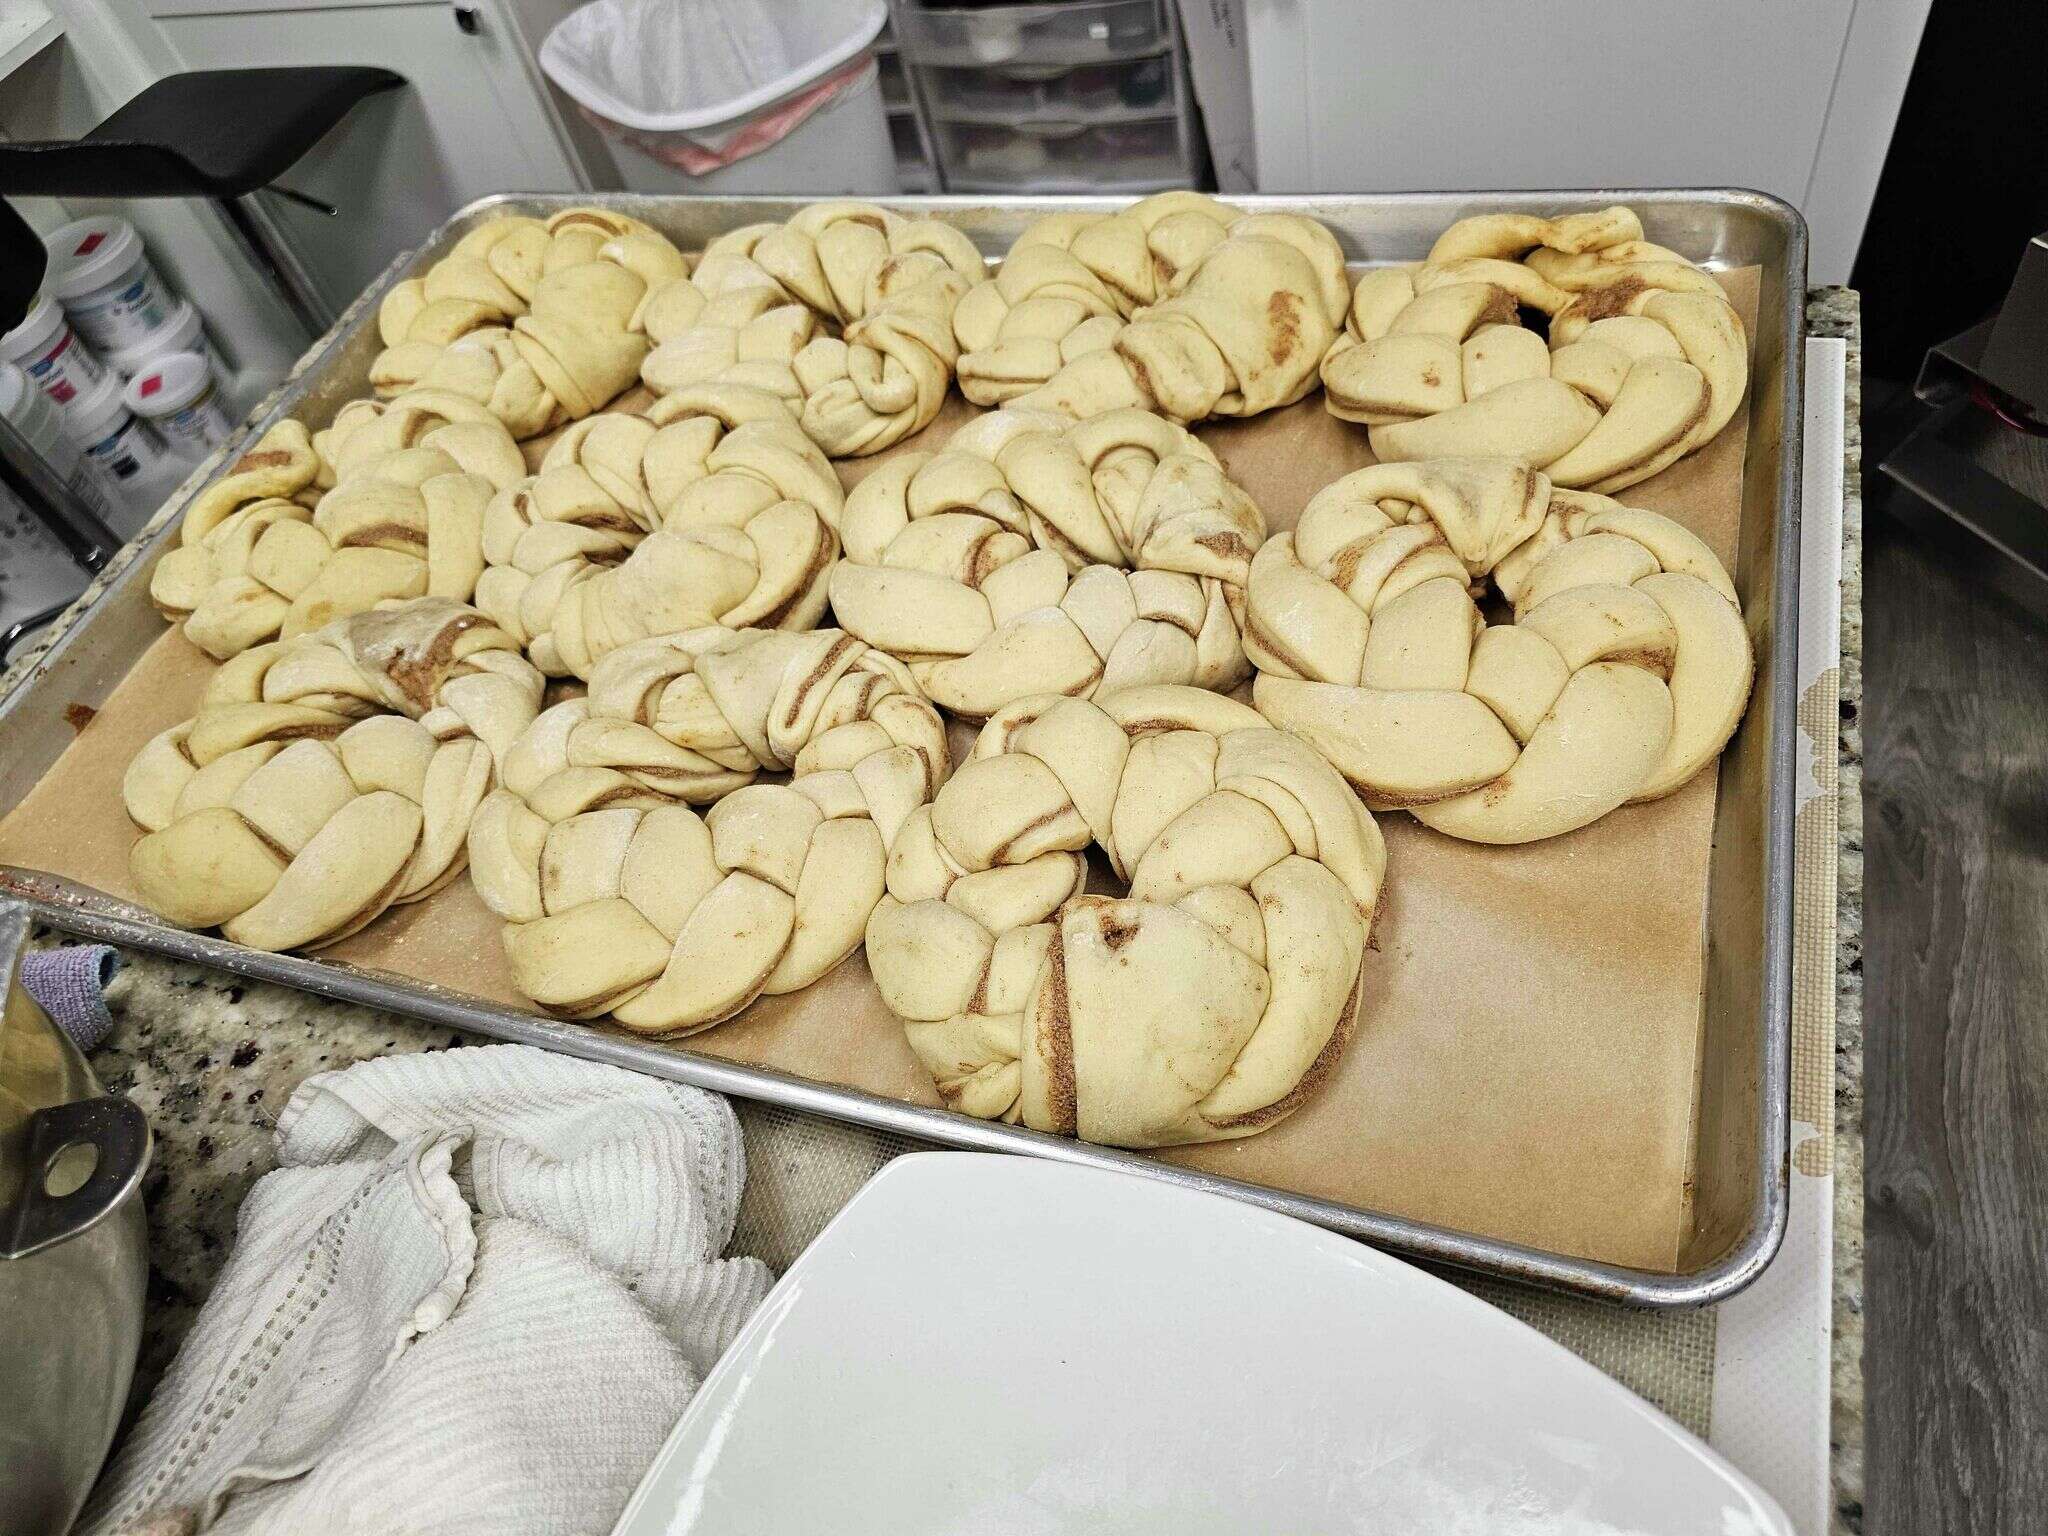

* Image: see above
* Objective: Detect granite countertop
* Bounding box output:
[1808,288,1865,1534]
[16,290,1866,1517]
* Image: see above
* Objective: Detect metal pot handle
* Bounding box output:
[1,1095,149,1260]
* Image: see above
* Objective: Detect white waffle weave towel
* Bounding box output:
[78,1044,774,1536]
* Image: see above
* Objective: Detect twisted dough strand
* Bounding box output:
[639,202,986,457]
[828,406,1265,718]
[123,599,543,951]
[1006,211,1351,426]
[467,626,949,1034]
[635,223,822,411]
[1246,458,1754,843]
[866,685,1384,1148]
[149,420,321,651]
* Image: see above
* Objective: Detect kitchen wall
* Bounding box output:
[2,0,308,411]
[2,0,612,410]
[1240,0,1931,285]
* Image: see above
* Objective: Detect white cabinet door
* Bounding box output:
[153,1,584,314]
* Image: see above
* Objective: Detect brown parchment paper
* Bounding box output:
[0,270,1759,1272]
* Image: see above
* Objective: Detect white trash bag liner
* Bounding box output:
[542,0,886,174]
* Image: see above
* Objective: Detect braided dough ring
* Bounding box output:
[123,599,543,951]
[149,421,320,652]
[1319,206,1748,493]
[951,192,1237,406]
[152,407,524,660]
[1246,458,1754,843]
[473,383,842,679]
[639,203,985,457]
[867,685,1385,1148]
[467,627,949,1034]
[1007,212,1351,426]
[827,406,1265,718]
[372,209,687,437]
[635,226,822,411]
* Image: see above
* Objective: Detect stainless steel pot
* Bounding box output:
[0,900,148,1536]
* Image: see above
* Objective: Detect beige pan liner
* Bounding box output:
[0,192,1804,1306]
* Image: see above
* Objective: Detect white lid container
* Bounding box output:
[58,368,134,445]
[42,216,177,354]
[123,351,231,461]
[59,369,175,486]
[0,360,123,522]
[0,291,110,407]
[100,298,225,385]
[0,357,67,459]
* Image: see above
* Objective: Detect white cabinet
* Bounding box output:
[1241,0,1930,284]
[147,0,593,316]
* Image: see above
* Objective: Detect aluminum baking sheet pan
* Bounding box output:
[0,192,1804,1306]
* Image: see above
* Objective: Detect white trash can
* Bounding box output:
[542,0,897,196]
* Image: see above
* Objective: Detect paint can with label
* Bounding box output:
[101,299,228,387]
[0,359,122,521]
[123,353,231,462]
[58,370,176,493]
[43,216,178,354]
[0,293,110,409]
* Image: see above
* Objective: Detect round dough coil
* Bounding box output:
[1319,205,1749,493]
[472,382,843,679]
[467,626,949,1035]
[371,208,687,437]
[639,202,985,457]
[150,408,523,660]
[1003,211,1351,426]
[866,684,1385,1149]
[951,192,1237,406]
[123,599,544,951]
[1246,457,1754,843]
[827,405,1266,718]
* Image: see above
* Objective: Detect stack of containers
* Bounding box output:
[0,293,143,522]
[61,370,183,513]
[42,217,179,358]
[0,216,236,533]
[45,216,233,463]
[0,360,121,525]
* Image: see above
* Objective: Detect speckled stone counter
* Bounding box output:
[15,289,1867,1508]
[1808,287,1865,1534]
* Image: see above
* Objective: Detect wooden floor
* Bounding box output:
[1864,440,2048,1531]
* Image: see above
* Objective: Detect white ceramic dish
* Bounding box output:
[614,1153,1792,1536]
